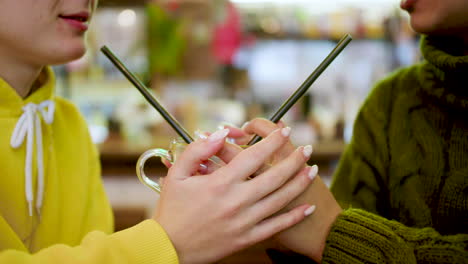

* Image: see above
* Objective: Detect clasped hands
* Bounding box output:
[154,118,342,264]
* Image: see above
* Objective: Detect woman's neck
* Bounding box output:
[0,50,44,99]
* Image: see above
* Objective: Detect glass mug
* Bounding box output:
[136,138,188,194]
[136,137,268,194]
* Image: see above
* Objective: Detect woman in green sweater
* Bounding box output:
[227,0,468,262]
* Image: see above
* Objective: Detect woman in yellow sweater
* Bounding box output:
[0,0,318,263]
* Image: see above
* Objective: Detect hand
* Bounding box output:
[275,176,342,262]
[153,128,317,264]
[225,119,296,165]
[226,119,343,262]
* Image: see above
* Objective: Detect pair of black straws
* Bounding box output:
[101,34,352,146]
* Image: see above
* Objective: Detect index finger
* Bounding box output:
[216,127,291,182]
[216,141,244,163]
[243,118,283,138]
[244,119,296,159]
[169,129,229,179]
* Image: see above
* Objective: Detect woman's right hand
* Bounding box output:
[153,127,317,264]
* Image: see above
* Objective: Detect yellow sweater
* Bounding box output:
[0,68,178,263]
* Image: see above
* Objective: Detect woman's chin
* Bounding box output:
[410,20,457,36]
[409,12,463,36]
[49,45,87,65]
[410,23,431,35]
[409,15,438,35]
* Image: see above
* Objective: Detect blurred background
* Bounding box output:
[54,0,419,261]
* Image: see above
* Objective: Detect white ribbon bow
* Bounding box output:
[10,100,55,217]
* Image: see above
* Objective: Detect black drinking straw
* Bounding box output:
[247,34,353,146]
[101,46,194,144]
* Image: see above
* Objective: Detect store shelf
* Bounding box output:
[99,136,345,177]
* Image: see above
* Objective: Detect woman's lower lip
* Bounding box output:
[60,17,88,31]
[400,0,417,11]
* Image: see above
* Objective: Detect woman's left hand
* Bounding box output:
[223,118,343,262]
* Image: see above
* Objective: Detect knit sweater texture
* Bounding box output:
[322,35,468,263]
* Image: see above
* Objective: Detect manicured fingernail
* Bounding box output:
[304,205,316,216]
[194,130,208,139]
[198,163,208,174]
[303,145,313,158]
[209,128,229,142]
[217,122,236,131]
[308,165,319,180]
[281,127,291,137]
[241,121,250,129]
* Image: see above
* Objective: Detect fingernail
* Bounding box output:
[308,165,319,180]
[209,128,229,142]
[281,127,291,137]
[217,121,236,131]
[198,163,208,174]
[304,205,316,216]
[303,145,313,158]
[241,121,250,129]
[194,130,208,140]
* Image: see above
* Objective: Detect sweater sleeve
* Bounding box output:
[0,220,179,264]
[325,75,468,263]
[323,209,468,263]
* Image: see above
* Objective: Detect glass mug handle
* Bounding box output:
[136,148,172,194]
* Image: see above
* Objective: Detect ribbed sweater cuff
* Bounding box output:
[322,209,406,263]
[113,219,179,264]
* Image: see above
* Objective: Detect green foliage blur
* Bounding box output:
[146,4,186,79]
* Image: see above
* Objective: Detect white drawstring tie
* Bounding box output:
[10,100,55,217]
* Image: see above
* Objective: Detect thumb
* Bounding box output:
[168,129,230,180]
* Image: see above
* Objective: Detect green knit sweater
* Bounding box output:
[322,36,468,263]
